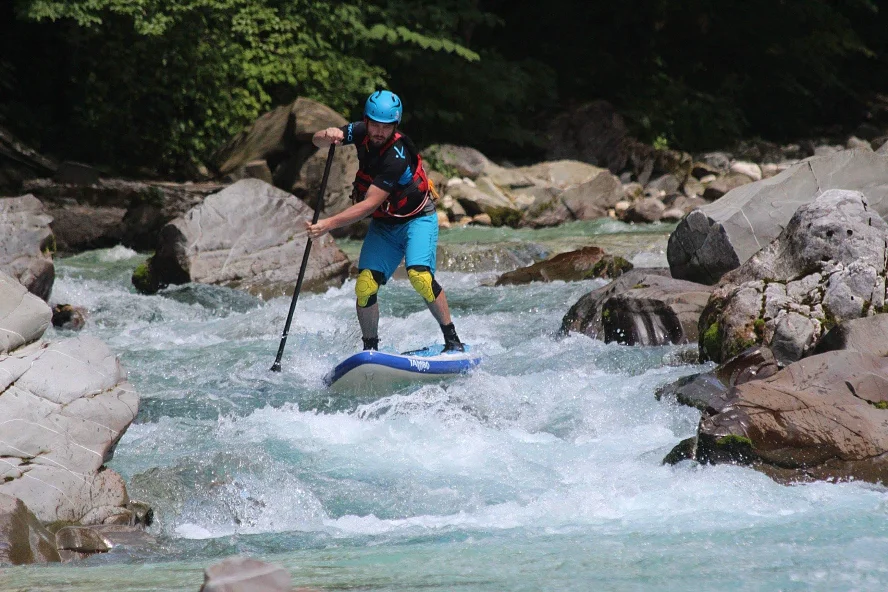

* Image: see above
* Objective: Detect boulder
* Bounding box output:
[291,146,359,221]
[0,195,54,300]
[546,100,632,173]
[0,493,60,564]
[0,336,139,524]
[134,180,350,298]
[622,197,665,223]
[445,180,515,217]
[200,556,292,592]
[668,149,888,284]
[495,246,631,286]
[423,144,492,179]
[701,172,754,201]
[51,304,87,331]
[0,270,51,353]
[560,269,713,346]
[656,345,779,411]
[560,172,624,220]
[698,190,888,364]
[24,178,223,252]
[514,160,608,189]
[212,97,346,176]
[515,186,572,228]
[0,125,56,194]
[812,314,888,357]
[696,351,888,485]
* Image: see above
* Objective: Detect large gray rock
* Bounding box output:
[423,144,492,179]
[560,269,713,346]
[668,149,888,284]
[698,189,888,365]
[0,336,139,524]
[135,180,350,298]
[559,172,624,220]
[0,493,60,565]
[0,195,54,300]
[695,351,888,485]
[0,270,51,353]
[200,556,292,592]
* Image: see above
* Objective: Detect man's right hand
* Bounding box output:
[313,127,344,147]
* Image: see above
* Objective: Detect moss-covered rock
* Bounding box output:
[487,206,523,228]
[131,259,160,295]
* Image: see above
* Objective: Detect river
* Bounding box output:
[3,220,888,591]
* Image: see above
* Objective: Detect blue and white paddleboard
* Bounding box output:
[324,344,481,392]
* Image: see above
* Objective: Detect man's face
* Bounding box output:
[367,119,397,146]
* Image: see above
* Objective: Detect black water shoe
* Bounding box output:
[362,337,379,351]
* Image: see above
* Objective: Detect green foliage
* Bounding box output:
[4,0,480,176]
[486,206,523,228]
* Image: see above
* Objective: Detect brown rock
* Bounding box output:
[0,493,61,565]
[495,246,631,286]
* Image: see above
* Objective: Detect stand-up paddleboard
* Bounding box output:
[324,344,481,392]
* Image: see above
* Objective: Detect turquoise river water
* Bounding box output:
[3,220,888,591]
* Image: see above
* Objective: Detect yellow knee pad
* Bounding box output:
[355,269,379,307]
[408,268,436,303]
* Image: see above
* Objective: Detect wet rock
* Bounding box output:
[668,149,888,284]
[0,194,54,300]
[0,270,51,353]
[560,269,713,346]
[696,351,888,485]
[134,180,350,298]
[495,246,631,286]
[663,437,697,465]
[656,346,778,411]
[0,336,139,524]
[200,556,292,592]
[0,493,60,565]
[517,186,571,228]
[51,304,87,331]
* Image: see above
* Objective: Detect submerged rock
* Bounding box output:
[200,556,293,592]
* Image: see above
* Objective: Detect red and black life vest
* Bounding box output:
[353,132,433,220]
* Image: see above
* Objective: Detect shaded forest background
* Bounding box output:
[2,0,887,178]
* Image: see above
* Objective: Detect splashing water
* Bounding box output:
[5,229,888,591]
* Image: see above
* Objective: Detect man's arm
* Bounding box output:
[306,186,389,239]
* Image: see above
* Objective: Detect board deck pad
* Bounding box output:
[324,344,481,392]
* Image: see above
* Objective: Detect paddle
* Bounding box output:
[271,143,336,372]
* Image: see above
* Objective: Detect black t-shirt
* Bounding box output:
[339,121,415,191]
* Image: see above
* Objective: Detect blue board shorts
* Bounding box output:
[358,213,438,282]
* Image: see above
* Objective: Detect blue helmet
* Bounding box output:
[364,90,402,124]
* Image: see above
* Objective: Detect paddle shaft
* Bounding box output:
[271,143,336,372]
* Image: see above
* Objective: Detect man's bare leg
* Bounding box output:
[357,302,380,350]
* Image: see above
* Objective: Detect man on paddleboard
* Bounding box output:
[308,90,465,353]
